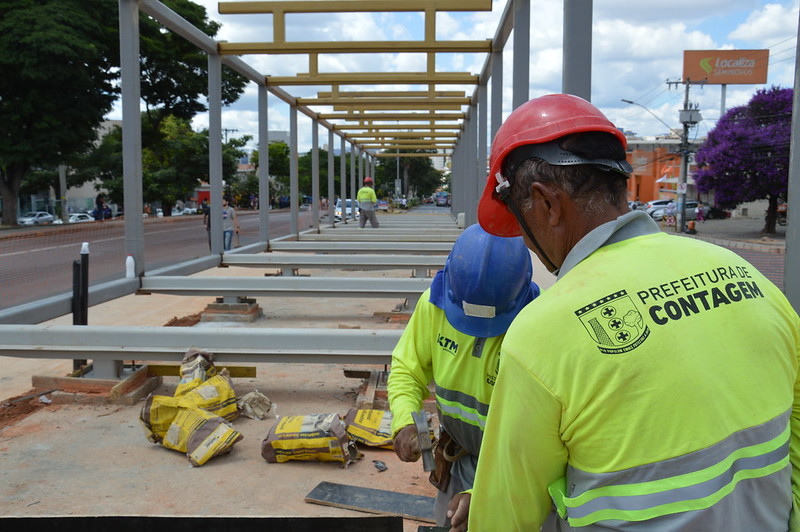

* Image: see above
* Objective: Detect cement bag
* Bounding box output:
[174,348,218,396]
[178,372,239,421]
[343,408,394,449]
[161,406,243,466]
[261,413,361,467]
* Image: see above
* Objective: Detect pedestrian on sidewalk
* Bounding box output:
[221,195,239,251]
[696,201,705,222]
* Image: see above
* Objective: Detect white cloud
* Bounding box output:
[119,0,799,150]
[728,2,800,43]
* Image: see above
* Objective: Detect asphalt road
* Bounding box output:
[0,209,315,311]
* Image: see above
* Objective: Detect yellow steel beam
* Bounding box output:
[218,1,492,14]
[317,90,466,98]
[346,131,459,138]
[332,124,462,130]
[298,96,471,106]
[218,40,491,55]
[318,112,465,120]
[266,72,478,86]
[374,152,450,158]
[364,145,455,150]
[357,137,457,144]
[332,103,464,111]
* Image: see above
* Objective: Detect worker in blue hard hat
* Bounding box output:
[387,223,540,528]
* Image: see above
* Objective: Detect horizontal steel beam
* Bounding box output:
[218,0,492,14]
[0,325,402,364]
[220,40,491,55]
[140,276,431,298]
[222,253,446,270]
[297,233,457,242]
[268,73,478,87]
[268,241,452,254]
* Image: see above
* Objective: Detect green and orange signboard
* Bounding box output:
[683,49,769,85]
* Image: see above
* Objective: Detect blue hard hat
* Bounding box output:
[431,224,537,338]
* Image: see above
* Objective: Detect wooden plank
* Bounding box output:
[305,481,435,523]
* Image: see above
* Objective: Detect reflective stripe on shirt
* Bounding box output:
[436,384,490,456]
[550,409,791,527]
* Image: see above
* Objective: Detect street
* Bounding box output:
[0,209,316,311]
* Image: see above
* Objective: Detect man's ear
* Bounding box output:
[531,182,563,227]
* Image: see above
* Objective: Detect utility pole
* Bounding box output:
[222,128,238,143]
[668,79,703,233]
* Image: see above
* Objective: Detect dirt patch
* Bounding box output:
[164,313,202,327]
[0,389,53,430]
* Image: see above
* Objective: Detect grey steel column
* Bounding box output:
[512,0,530,109]
[466,107,479,226]
[208,52,223,254]
[350,143,356,221]
[311,118,320,230]
[785,8,800,312]
[289,105,299,236]
[327,129,335,227]
[359,148,365,185]
[119,0,144,273]
[563,0,592,101]
[258,85,270,242]
[340,136,347,224]
[491,49,503,139]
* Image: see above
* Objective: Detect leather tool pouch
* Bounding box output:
[429,432,453,492]
[429,430,469,492]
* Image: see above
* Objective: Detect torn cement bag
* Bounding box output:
[179,371,239,421]
[237,389,273,420]
[174,348,218,396]
[343,408,394,449]
[161,406,243,466]
[261,413,361,467]
[140,372,239,442]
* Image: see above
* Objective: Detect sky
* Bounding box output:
[110,0,800,153]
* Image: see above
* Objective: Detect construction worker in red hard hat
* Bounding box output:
[388,224,539,529]
[450,94,800,532]
[357,176,379,228]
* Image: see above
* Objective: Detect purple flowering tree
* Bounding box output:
[694,86,791,234]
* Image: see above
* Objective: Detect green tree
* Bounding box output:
[375,149,443,199]
[0,0,247,226]
[139,0,247,133]
[0,0,117,225]
[268,142,291,196]
[695,86,792,234]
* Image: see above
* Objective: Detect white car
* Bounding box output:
[69,213,95,223]
[17,211,55,225]
[334,198,359,221]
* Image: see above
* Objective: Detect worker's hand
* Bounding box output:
[393,424,421,462]
[447,492,471,532]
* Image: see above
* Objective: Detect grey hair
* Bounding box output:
[509,158,629,218]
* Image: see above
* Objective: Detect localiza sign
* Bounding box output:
[683,50,769,85]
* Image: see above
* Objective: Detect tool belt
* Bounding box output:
[429,431,468,492]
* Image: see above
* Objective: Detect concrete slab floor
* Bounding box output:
[0,263,451,531]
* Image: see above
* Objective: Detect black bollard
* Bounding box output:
[72,243,89,372]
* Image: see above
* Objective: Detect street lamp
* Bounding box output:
[621,99,676,135]
[622,98,700,233]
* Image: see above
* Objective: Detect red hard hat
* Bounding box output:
[478,94,628,237]
[364,176,374,183]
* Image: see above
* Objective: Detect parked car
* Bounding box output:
[643,199,672,217]
[628,201,644,211]
[17,211,55,225]
[69,213,95,223]
[651,200,699,222]
[334,198,358,221]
